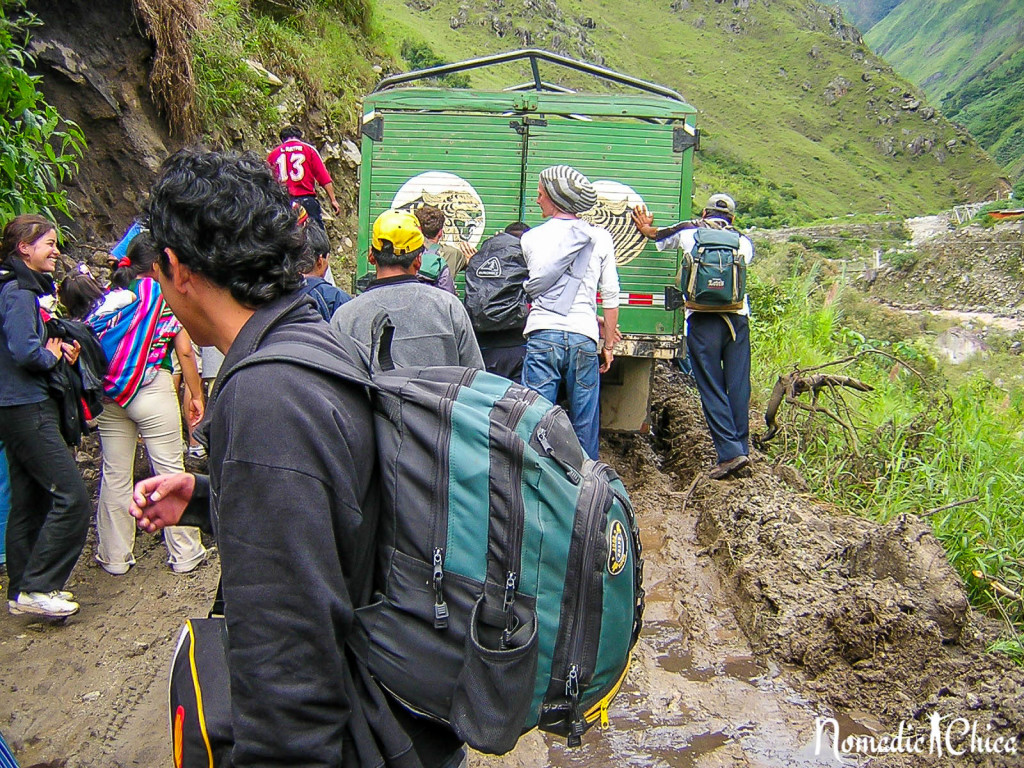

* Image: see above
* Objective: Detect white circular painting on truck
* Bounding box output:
[581,180,647,267]
[392,172,486,248]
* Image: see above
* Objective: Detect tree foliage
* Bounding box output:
[399,40,470,88]
[0,1,86,223]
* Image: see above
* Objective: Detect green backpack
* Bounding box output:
[418,244,446,283]
[237,333,645,755]
[683,228,746,311]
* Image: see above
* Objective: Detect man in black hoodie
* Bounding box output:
[128,150,463,767]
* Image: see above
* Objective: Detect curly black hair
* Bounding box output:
[147,149,304,307]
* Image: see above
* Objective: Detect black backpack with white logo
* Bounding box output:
[464,232,529,334]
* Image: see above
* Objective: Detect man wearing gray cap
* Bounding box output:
[520,165,620,459]
[633,193,754,479]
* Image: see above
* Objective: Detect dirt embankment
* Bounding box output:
[24,0,178,246]
[5,366,1023,766]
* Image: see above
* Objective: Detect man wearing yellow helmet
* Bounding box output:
[330,210,484,369]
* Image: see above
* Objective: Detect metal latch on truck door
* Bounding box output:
[664,286,684,311]
[362,112,384,142]
[672,124,699,152]
[509,117,548,134]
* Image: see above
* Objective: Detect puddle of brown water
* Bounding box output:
[654,649,766,684]
[656,648,716,681]
[721,655,764,681]
[545,689,732,768]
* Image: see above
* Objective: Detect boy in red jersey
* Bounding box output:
[266,126,341,229]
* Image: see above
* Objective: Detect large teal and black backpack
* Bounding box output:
[683,227,746,311]
[242,332,645,755]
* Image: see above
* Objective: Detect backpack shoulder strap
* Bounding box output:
[225,339,376,392]
[300,280,334,322]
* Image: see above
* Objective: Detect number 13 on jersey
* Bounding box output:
[275,152,306,182]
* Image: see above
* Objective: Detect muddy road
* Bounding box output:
[3,367,1023,767]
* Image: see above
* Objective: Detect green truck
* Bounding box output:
[355,49,698,432]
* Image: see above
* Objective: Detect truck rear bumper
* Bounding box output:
[611,333,685,360]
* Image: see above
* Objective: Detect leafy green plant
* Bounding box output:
[190,0,277,138]
[886,249,918,269]
[0,1,86,222]
[987,639,1024,665]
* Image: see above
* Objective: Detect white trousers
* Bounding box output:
[95,369,206,571]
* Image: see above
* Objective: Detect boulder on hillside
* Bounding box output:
[823,76,851,105]
[935,327,989,364]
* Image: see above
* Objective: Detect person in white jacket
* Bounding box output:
[520,165,620,459]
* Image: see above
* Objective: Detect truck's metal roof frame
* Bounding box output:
[371,48,687,103]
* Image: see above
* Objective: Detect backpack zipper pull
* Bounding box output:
[536,427,583,485]
[432,548,449,629]
[566,664,584,747]
[501,571,518,649]
[599,696,610,728]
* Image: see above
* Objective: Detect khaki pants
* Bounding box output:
[95,370,206,572]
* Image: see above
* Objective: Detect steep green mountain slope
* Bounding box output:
[371,0,1002,222]
[833,0,901,32]
[941,47,1024,184]
[848,0,1024,184]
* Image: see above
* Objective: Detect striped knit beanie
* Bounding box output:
[539,165,598,214]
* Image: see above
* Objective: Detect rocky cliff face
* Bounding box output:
[25,0,179,251]
[871,222,1024,314]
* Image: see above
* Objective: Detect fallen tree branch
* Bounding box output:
[757,369,874,448]
[921,496,979,517]
[796,348,925,384]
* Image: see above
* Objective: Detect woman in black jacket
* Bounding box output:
[0,214,90,619]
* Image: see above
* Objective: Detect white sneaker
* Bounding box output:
[8,591,80,618]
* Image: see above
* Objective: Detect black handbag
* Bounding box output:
[169,594,232,768]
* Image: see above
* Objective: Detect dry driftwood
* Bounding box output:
[755,349,924,452]
[757,370,873,448]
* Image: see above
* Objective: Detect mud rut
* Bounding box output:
[2,366,1023,767]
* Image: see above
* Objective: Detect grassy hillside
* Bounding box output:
[362,0,1002,223]
[941,47,1024,185]
[168,0,1007,226]
[833,0,902,32]
[856,0,1024,184]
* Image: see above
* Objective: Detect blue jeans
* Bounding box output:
[687,313,751,464]
[522,330,601,459]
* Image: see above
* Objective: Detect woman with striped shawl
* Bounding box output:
[84,228,207,575]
